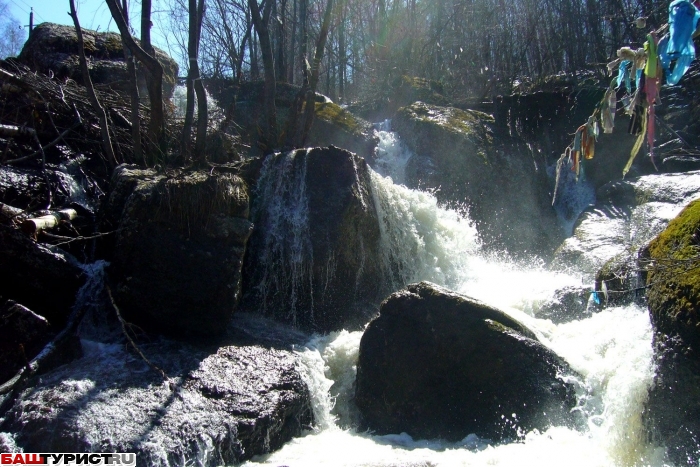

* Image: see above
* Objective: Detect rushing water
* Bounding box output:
[238,129,667,466]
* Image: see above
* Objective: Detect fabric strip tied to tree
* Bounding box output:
[659,0,700,85]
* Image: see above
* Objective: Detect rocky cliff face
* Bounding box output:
[393,101,562,255]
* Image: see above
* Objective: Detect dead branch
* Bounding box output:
[105,285,168,380]
[0,291,88,409]
[4,121,82,165]
[41,229,117,247]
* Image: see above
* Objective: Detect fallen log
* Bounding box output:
[21,209,78,236]
[0,202,24,222]
[0,124,36,139]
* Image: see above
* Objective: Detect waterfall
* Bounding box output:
[239,127,666,467]
[249,150,314,326]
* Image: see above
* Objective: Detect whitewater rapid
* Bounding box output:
[239,129,665,467]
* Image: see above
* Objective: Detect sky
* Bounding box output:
[5,0,174,55]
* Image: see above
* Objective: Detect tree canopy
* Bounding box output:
[167,0,670,102]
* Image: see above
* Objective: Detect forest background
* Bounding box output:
[0,0,674,104]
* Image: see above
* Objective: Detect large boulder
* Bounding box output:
[354,281,580,441]
[17,23,178,99]
[106,165,253,338]
[393,101,562,255]
[0,334,314,466]
[241,146,385,333]
[642,199,700,466]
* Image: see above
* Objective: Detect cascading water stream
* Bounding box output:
[240,127,666,467]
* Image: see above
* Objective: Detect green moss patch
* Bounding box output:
[314,102,365,136]
[398,102,493,138]
[646,198,700,348]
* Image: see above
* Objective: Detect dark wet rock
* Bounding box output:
[645,334,700,467]
[551,171,700,281]
[17,23,178,99]
[393,101,562,255]
[1,338,314,466]
[593,254,643,308]
[0,300,50,383]
[107,165,253,338]
[0,224,84,326]
[660,154,700,173]
[242,146,385,333]
[0,165,95,213]
[537,285,594,323]
[355,281,580,442]
[0,166,48,210]
[0,432,20,452]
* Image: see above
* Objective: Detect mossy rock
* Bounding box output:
[307,102,377,160]
[394,101,495,162]
[644,198,700,351]
[314,102,367,137]
[18,23,179,98]
[643,201,700,467]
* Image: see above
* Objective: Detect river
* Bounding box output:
[238,128,668,467]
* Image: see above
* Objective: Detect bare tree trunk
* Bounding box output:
[68,0,117,169]
[105,0,165,162]
[288,0,297,84]
[276,0,287,82]
[250,28,259,80]
[192,0,208,164]
[338,0,346,101]
[249,0,278,150]
[297,0,334,147]
[283,0,307,148]
[181,72,196,159]
[140,0,167,156]
[121,0,142,164]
